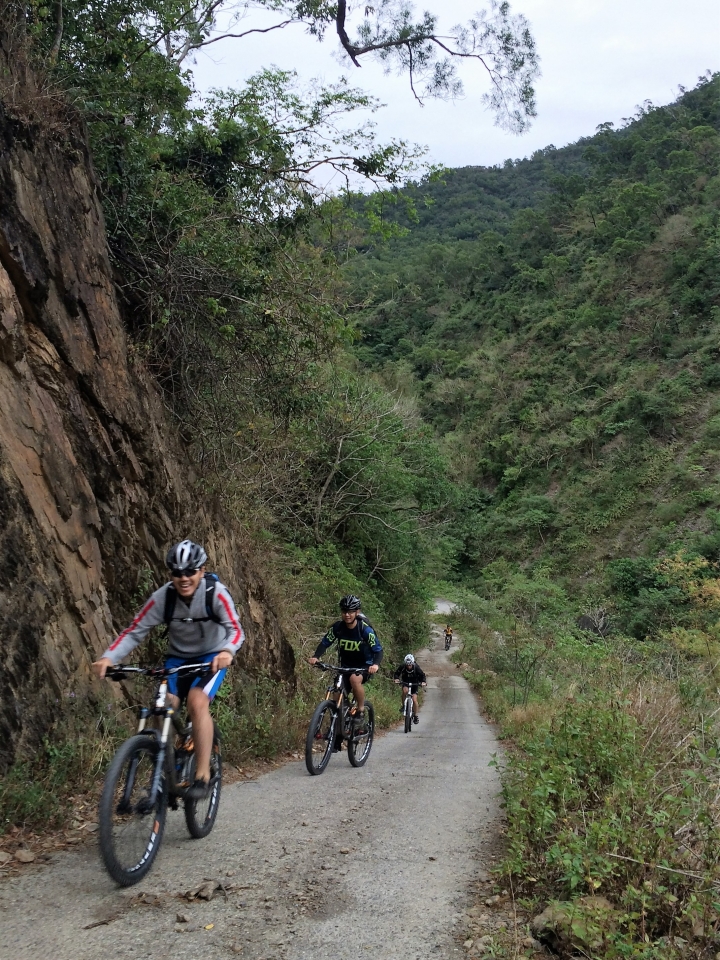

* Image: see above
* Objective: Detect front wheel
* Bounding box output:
[348,703,374,767]
[404,698,412,734]
[184,730,222,838]
[98,735,167,886]
[305,700,337,775]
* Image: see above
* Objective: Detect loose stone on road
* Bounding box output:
[1,632,502,959]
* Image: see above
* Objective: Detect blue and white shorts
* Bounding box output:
[164,653,228,702]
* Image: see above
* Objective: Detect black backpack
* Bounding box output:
[163,573,222,625]
[356,611,378,639]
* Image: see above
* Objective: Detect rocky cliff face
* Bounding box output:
[0,40,294,773]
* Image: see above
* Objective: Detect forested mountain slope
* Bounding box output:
[349,75,720,636]
[373,140,591,241]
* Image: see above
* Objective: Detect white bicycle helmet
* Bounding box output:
[404,654,415,665]
[166,539,208,572]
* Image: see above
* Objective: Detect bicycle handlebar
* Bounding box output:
[105,663,212,682]
[313,661,367,674]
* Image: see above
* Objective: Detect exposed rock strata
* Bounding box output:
[0,41,294,772]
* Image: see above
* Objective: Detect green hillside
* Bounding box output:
[369,140,591,241]
[348,74,720,637]
[341,77,720,956]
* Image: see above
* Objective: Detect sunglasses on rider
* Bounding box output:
[170,568,200,578]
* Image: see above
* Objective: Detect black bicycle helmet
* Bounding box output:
[166,539,208,572]
[339,594,362,612]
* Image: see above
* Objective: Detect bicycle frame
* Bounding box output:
[402,680,420,731]
[397,679,423,700]
[317,662,365,741]
[305,662,375,775]
[108,664,211,809]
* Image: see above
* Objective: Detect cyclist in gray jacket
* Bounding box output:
[92,540,244,799]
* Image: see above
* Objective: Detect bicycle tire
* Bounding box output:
[98,735,167,886]
[348,703,374,767]
[184,733,222,839]
[404,698,412,734]
[305,701,336,775]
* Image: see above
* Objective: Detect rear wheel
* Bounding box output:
[404,698,412,734]
[98,735,167,886]
[348,703,374,767]
[305,701,336,775]
[184,731,222,838]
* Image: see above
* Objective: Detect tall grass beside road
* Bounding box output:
[456,606,720,959]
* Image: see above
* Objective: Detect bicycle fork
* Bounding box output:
[124,687,175,815]
[141,712,174,813]
[320,705,344,749]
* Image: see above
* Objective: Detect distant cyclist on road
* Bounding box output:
[394,654,427,724]
[443,625,453,649]
[308,595,383,730]
[92,539,244,799]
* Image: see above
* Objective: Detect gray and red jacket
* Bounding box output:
[102,580,245,664]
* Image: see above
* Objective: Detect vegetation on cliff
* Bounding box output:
[12,0,458,646]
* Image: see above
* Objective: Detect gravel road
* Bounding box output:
[1,631,502,960]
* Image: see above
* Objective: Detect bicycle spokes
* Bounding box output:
[184,739,222,839]
[99,736,167,886]
[348,703,374,767]
[305,702,336,775]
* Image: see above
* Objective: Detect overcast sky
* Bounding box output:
[190,0,719,174]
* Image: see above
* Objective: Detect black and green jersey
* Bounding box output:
[314,620,383,669]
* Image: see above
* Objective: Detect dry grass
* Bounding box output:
[502,701,556,738]
[0,3,75,132]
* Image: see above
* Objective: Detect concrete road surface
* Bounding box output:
[1,633,501,960]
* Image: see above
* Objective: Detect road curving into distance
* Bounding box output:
[1,623,502,960]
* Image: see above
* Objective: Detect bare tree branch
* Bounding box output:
[180,18,298,57]
[48,0,63,63]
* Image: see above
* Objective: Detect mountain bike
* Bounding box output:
[395,679,426,733]
[305,663,374,775]
[444,632,452,651]
[98,663,222,886]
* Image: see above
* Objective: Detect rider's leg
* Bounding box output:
[349,672,365,712]
[186,687,214,783]
[412,692,419,716]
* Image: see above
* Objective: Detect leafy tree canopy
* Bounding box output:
[31,0,539,131]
